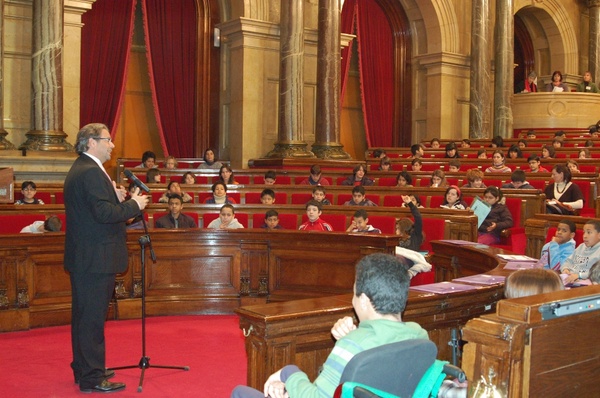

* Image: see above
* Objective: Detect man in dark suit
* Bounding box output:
[64,123,148,393]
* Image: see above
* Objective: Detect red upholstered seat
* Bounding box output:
[492,198,526,254]
[0,214,46,234]
[528,179,547,189]
[428,196,444,209]
[420,218,446,253]
[377,178,397,187]
[410,270,435,286]
[366,215,396,234]
[336,194,352,205]
[291,193,313,204]
[244,192,261,204]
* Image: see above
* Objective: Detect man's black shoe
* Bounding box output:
[80,380,126,394]
[74,370,116,385]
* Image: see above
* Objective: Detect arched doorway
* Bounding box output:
[514,15,535,92]
[341,0,412,150]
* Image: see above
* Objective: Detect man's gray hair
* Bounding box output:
[74,123,109,154]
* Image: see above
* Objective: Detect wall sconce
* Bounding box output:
[214,27,221,48]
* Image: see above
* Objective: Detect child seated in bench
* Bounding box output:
[535,220,576,272]
[502,170,535,189]
[146,168,161,184]
[561,220,600,284]
[477,186,513,245]
[263,170,277,185]
[207,204,244,229]
[440,185,467,210]
[15,181,45,205]
[299,200,333,231]
[155,194,197,229]
[311,186,331,205]
[346,209,381,234]
[260,209,282,230]
[204,182,236,204]
[343,186,377,206]
[260,189,276,205]
[159,181,193,203]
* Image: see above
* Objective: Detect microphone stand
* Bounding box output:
[109,210,189,392]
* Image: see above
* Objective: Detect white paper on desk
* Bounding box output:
[410,282,480,294]
[453,274,506,285]
[470,196,491,228]
[439,239,479,245]
[497,254,537,262]
[504,261,541,270]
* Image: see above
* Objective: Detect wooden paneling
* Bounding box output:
[0,230,398,332]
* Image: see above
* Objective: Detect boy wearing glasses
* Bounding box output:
[15,181,45,204]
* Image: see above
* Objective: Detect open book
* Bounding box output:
[470,196,491,228]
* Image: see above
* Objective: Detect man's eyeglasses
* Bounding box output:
[94,137,112,143]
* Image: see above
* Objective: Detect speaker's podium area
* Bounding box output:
[462,285,600,397]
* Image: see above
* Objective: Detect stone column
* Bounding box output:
[20,0,72,151]
[589,0,600,83]
[311,0,350,159]
[469,0,491,139]
[0,0,15,150]
[493,0,514,138]
[266,0,314,158]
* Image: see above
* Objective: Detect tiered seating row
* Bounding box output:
[10,183,551,219]
[0,205,481,254]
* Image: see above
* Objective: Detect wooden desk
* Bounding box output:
[462,286,600,397]
[235,241,512,389]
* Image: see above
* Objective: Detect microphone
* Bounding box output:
[123,169,151,193]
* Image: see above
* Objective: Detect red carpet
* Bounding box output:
[0,315,247,397]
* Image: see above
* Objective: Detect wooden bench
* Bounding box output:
[0,203,479,242]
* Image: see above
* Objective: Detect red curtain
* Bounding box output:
[355,3,394,148]
[80,0,136,135]
[141,0,197,157]
[340,0,357,102]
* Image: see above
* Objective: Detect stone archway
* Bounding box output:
[515,1,579,82]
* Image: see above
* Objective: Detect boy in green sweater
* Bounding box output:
[231,253,428,398]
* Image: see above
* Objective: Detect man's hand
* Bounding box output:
[331,316,356,340]
[486,222,496,232]
[130,187,149,211]
[264,370,287,398]
[113,181,128,203]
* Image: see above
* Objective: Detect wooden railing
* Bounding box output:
[0,230,399,333]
